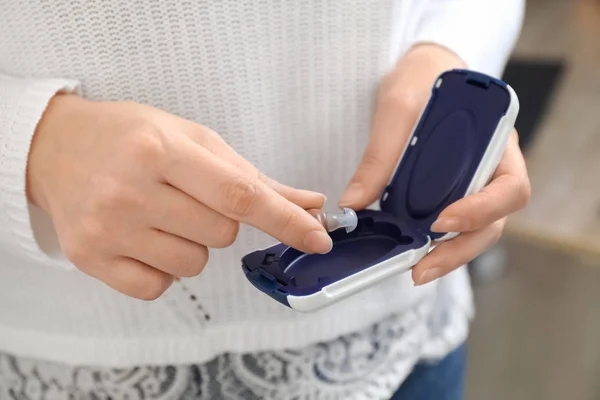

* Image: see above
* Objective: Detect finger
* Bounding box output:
[184,124,327,209]
[151,184,239,248]
[260,174,327,210]
[493,129,529,179]
[88,257,175,301]
[163,140,332,254]
[431,175,525,233]
[121,228,209,278]
[431,131,531,233]
[413,219,506,286]
[339,93,426,210]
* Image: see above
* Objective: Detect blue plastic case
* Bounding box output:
[242,69,520,312]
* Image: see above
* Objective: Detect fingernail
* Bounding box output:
[339,183,363,207]
[431,217,466,233]
[414,267,443,286]
[304,230,333,254]
[307,191,327,207]
[304,190,326,200]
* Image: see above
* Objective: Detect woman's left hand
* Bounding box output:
[339,43,531,286]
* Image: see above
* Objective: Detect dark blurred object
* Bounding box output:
[502,58,566,152]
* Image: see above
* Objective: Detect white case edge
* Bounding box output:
[287,237,431,312]
[436,83,520,241]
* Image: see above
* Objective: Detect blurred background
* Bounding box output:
[466,0,600,399]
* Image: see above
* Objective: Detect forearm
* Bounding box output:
[412,0,525,76]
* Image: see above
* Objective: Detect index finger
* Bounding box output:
[163,140,332,254]
[182,123,327,210]
[431,130,531,233]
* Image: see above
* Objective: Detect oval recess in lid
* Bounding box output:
[406,109,475,219]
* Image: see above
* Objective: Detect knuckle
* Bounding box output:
[89,179,127,213]
[490,231,502,246]
[511,129,520,144]
[448,256,465,270]
[278,209,299,238]
[197,126,223,145]
[489,220,505,244]
[62,220,106,268]
[474,190,493,210]
[174,246,209,277]
[62,237,90,268]
[223,177,260,217]
[137,286,165,301]
[379,89,424,115]
[517,178,532,209]
[255,170,270,186]
[135,273,173,301]
[213,220,240,248]
[361,152,387,172]
[435,252,463,271]
[79,215,108,244]
[122,122,165,163]
[466,192,493,224]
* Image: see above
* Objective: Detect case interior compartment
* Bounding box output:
[242,210,428,299]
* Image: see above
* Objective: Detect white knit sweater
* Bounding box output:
[0,0,523,368]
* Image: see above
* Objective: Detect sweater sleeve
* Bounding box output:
[0,73,79,269]
[412,0,525,77]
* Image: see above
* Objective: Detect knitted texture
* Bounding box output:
[0,0,523,370]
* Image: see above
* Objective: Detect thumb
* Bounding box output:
[339,95,423,210]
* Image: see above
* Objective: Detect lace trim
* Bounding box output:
[0,296,467,400]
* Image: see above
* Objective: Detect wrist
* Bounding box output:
[26,93,83,213]
[379,43,466,105]
[404,43,467,70]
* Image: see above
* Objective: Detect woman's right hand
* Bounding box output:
[27,95,331,300]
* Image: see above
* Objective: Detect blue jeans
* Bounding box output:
[391,344,467,400]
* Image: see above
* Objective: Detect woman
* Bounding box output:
[0,0,529,398]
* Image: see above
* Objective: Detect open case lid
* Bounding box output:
[380,69,513,240]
